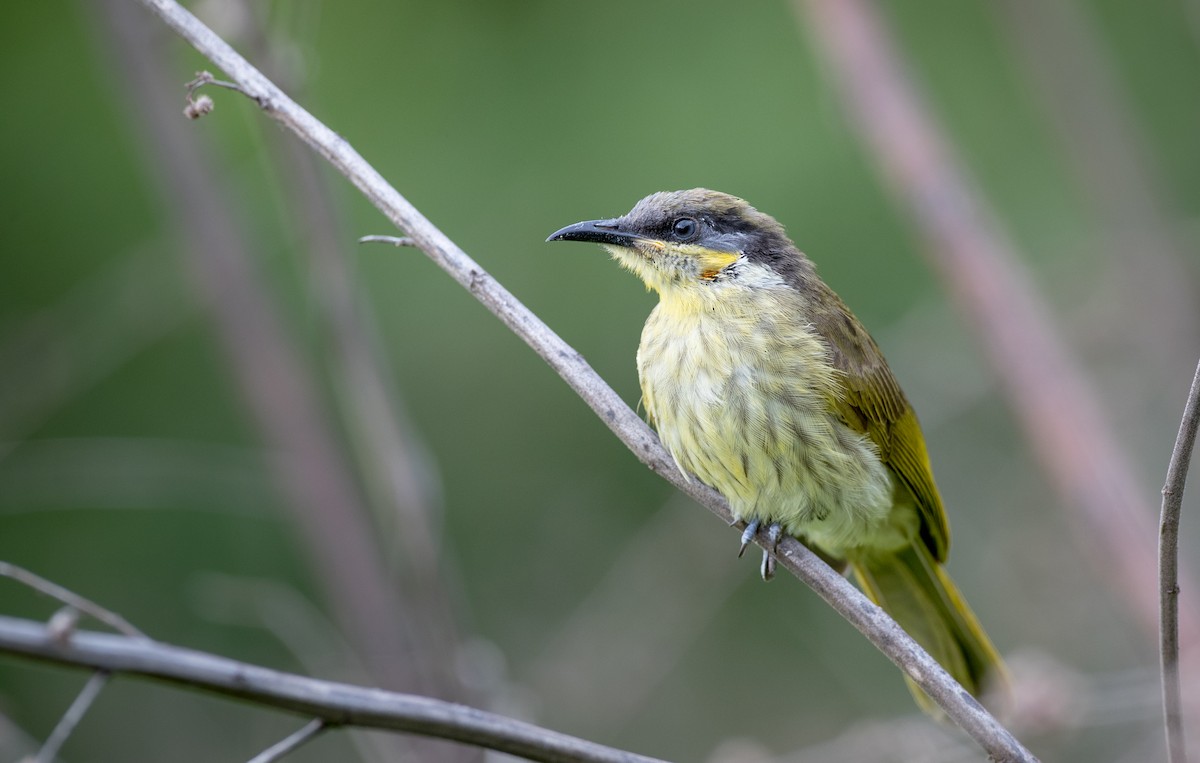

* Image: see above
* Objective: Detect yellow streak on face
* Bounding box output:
[672,243,739,280]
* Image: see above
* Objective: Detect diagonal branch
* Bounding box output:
[0,615,664,763]
[131,1,1037,760]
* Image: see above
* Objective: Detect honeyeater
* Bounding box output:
[547,188,1006,712]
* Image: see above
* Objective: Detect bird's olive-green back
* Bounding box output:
[807,280,951,562]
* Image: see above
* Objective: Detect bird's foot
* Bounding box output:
[760,522,783,581]
[738,519,760,558]
[738,520,784,581]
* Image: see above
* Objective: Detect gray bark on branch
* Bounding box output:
[0,615,664,763]
[1160,358,1200,763]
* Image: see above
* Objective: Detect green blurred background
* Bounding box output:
[2,1,1198,761]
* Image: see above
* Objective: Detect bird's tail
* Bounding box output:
[850,543,1009,716]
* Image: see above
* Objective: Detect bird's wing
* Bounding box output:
[811,288,951,562]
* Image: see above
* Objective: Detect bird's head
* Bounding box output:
[547,189,811,297]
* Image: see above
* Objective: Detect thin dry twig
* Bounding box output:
[359,235,416,247]
[186,70,242,95]
[183,72,243,119]
[130,1,1036,759]
[0,562,146,640]
[0,615,666,763]
[34,670,110,763]
[1160,358,1200,763]
[247,718,328,763]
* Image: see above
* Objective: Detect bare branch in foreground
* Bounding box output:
[0,615,665,763]
[131,1,1036,759]
[247,718,327,763]
[1160,358,1200,763]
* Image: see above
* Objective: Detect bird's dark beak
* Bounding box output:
[546,218,643,247]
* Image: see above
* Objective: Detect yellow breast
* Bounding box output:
[638,281,895,553]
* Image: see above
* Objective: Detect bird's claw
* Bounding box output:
[739,520,784,580]
[760,523,784,581]
[760,551,774,581]
[738,519,760,558]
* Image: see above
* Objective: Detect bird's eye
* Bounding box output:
[672,217,699,241]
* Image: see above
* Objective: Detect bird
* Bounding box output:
[547,188,1006,712]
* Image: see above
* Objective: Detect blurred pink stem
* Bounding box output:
[796,0,1200,646]
[98,1,446,707]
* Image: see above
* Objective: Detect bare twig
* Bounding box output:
[183,72,242,119]
[359,235,416,247]
[0,615,666,763]
[1161,358,1200,763]
[0,562,146,639]
[130,1,1036,759]
[247,718,327,763]
[186,70,242,96]
[34,671,110,763]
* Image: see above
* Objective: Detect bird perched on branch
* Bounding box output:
[548,189,1006,712]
